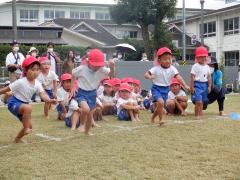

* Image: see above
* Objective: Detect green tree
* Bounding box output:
[110,0,177,59]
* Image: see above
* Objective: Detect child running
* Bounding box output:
[116,83,141,121]
[0,56,56,143]
[144,47,189,125]
[71,49,113,135]
[166,78,188,116]
[37,57,58,119]
[190,46,211,119]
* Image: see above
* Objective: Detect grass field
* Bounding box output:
[0,95,240,180]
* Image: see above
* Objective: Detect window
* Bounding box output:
[20,9,38,22]
[225,51,239,66]
[224,17,239,35]
[44,10,65,20]
[201,21,216,37]
[70,11,90,19]
[117,31,138,39]
[209,52,216,57]
[95,12,111,20]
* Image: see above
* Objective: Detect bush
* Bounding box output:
[0,45,86,66]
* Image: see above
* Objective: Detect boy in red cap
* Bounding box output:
[0,56,56,143]
[145,47,189,125]
[71,49,114,135]
[116,83,141,121]
[166,78,188,116]
[190,46,211,119]
[37,56,58,119]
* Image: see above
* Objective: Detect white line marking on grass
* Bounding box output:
[35,133,62,142]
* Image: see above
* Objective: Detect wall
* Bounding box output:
[115,61,239,90]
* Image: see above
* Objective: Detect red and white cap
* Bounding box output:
[61,73,72,81]
[22,56,40,69]
[170,78,180,86]
[111,78,121,86]
[157,47,172,57]
[88,49,105,67]
[103,79,113,87]
[195,46,208,58]
[132,79,141,86]
[121,77,134,84]
[38,56,50,63]
[119,83,132,92]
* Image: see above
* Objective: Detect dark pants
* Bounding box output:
[203,87,225,111]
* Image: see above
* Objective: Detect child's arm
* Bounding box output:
[121,103,139,110]
[0,86,11,95]
[39,91,57,104]
[207,73,212,93]
[70,76,76,98]
[176,95,188,102]
[175,74,190,91]
[106,59,115,78]
[53,80,57,99]
[60,100,67,114]
[190,74,195,94]
[144,71,154,80]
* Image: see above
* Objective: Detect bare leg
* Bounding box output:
[44,102,51,119]
[77,101,90,133]
[71,111,80,130]
[166,99,175,115]
[129,110,136,121]
[150,99,164,124]
[14,104,32,143]
[85,110,94,135]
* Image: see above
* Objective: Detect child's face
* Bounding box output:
[88,64,101,72]
[133,84,140,93]
[62,80,71,92]
[113,84,120,92]
[197,56,207,65]
[41,62,50,72]
[119,90,130,100]
[158,54,172,68]
[104,84,113,95]
[170,84,181,94]
[26,64,40,80]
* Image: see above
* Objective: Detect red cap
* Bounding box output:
[133,79,141,86]
[157,47,172,57]
[101,76,110,83]
[121,77,134,84]
[103,79,113,87]
[88,49,105,67]
[170,78,180,86]
[119,83,132,92]
[22,56,40,69]
[195,46,208,58]
[61,73,72,81]
[111,78,121,86]
[39,56,49,63]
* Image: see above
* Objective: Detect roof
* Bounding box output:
[167,3,240,24]
[53,18,121,46]
[0,38,66,45]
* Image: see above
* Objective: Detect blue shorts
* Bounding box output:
[151,84,170,103]
[110,105,117,115]
[118,109,131,121]
[56,104,68,113]
[45,89,54,99]
[143,99,151,109]
[8,96,29,122]
[65,117,80,128]
[191,81,208,103]
[76,88,97,110]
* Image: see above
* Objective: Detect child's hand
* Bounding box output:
[53,93,57,99]
[50,99,57,104]
[208,87,211,94]
[190,87,195,94]
[184,85,191,92]
[149,75,155,80]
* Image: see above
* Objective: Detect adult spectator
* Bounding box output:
[27,47,38,58]
[203,56,226,116]
[42,42,61,73]
[5,40,25,82]
[74,51,81,63]
[62,50,74,74]
[140,52,149,61]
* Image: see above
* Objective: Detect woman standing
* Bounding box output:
[203,56,226,116]
[62,50,74,74]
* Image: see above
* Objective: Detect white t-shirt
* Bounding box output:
[168,90,186,100]
[116,97,135,114]
[9,77,44,103]
[72,65,110,91]
[66,99,79,118]
[97,85,104,96]
[5,52,25,74]
[99,94,115,104]
[37,70,58,90]
[48,53,57,73]
[149,65,179,86]
[57,87,70,106]
[191,63,210,82]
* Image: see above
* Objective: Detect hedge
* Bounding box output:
[0,45,86,66]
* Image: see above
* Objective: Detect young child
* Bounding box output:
[166,78,188,116]
[71,49,113,135]
[190,46,211,119]
[37,57,58,119]
[132,79,144,106]
[56,73,72,120]
[65,98,81,130]
[0,56,56,143]
[116,83,141,121]
[98,79,117,116]
[144,47,189,125]
[112,78,121,93]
